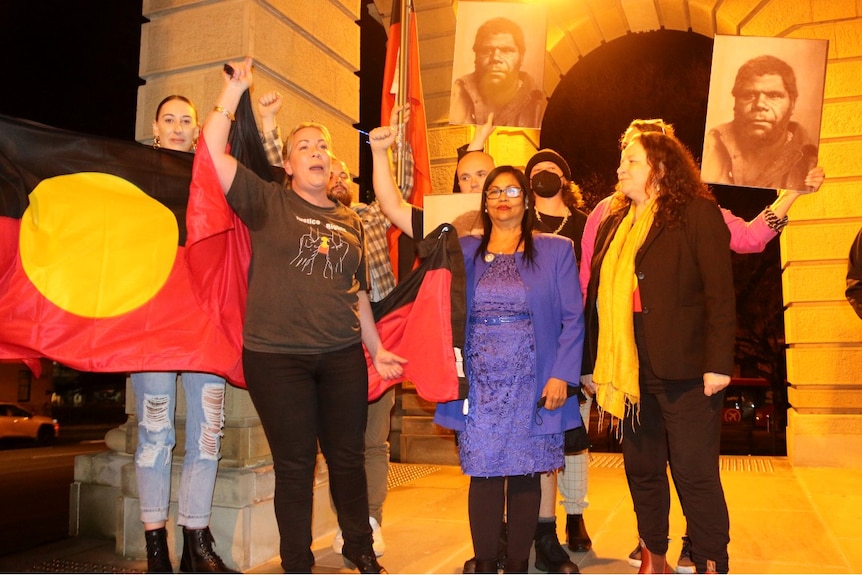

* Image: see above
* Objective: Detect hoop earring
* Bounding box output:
[192,138,198,152]
[153,135,161,149]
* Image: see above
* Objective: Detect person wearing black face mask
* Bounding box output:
[526,150,588,263]
[522,149,590,574]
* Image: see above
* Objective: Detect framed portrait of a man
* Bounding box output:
[701,35,828,192]
[448,1,548,129]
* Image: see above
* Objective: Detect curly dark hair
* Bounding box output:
[610,132,715,228]
[473,17,525,55]
[733,55,798,103]
[561,181,585,211]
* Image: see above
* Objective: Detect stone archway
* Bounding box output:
[393,0,862,467]
[538,28,714,207]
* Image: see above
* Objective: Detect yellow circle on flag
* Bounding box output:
[19,172,179,318]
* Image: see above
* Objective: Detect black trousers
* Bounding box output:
[468,475,541,565]
[243,344,373,572]
[623,315,730,572]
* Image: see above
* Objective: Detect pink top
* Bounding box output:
[578,195,777,302]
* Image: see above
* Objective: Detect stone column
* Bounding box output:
[777,17,862,468]
[71,0,362,570]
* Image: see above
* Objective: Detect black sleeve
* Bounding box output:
[846,227,862,320]
[412,205,424,240]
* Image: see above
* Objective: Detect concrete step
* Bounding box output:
[400,391,438,416]
[400,433,459,466]
[402,415,454,436]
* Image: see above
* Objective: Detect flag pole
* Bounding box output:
[395,0,409,188]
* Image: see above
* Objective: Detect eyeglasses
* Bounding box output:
[485,186,523,200]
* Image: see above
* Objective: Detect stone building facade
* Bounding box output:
[69,0,861,570]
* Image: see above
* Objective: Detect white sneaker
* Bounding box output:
[332,527,345,554]
[370,516,385,557]
[331,517,385,557]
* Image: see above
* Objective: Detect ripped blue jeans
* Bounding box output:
[131,371,226,529]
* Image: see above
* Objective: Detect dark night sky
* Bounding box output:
[0,1,145,141]
[0,0,386,200]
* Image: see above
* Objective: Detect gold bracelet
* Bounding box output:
[214,106,235,121]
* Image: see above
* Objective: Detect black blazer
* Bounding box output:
[583,196,736,380]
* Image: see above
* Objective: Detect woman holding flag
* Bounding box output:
[198,58,406,574]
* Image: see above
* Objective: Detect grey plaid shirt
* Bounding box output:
[353,202,396,302]
[354,161,414,302]
[262,127,283,166]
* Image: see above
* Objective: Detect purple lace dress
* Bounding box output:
[459,254,564,477]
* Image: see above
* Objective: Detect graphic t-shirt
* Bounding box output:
[227,164,368,354]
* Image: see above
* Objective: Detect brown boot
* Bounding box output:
[565,514,592,552]
[179,527,239,573]
[637,538,674,574]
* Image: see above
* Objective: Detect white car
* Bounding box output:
[0,403,59,444]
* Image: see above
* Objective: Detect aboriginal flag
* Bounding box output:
[366,223,465,402]
[0,114,246,385]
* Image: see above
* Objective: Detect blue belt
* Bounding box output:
[471,313,531,325]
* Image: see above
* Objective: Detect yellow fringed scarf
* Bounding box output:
[594,200,656,423]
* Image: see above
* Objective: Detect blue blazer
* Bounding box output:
[434,234,585,435]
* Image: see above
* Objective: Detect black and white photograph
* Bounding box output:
[701,34,828,192]
[448,1,548,129]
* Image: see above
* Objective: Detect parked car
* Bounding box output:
[722,388,757,425]
[0,403,59,444]
[722,378,772,427]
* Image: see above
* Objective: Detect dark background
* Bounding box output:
[0,1,146,140]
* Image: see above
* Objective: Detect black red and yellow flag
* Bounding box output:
[0,114,246,384]
[366,223,465,402]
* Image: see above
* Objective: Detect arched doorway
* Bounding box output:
[540,29,713,208]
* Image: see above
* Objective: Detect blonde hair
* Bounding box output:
[620,119,676,149]
[283,122,333,162]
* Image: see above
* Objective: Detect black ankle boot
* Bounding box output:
[472,558,499,573]
[565,514,592,552]
[534,532,580,573]
[179,527,238,573]
[343,545,387,574]
[503,558,529,573]
[145,527,173,574]
[464,520,507,574]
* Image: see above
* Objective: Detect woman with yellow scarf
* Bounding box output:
[583,131,736,573]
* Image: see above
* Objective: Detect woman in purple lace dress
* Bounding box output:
[434,165,585,573]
